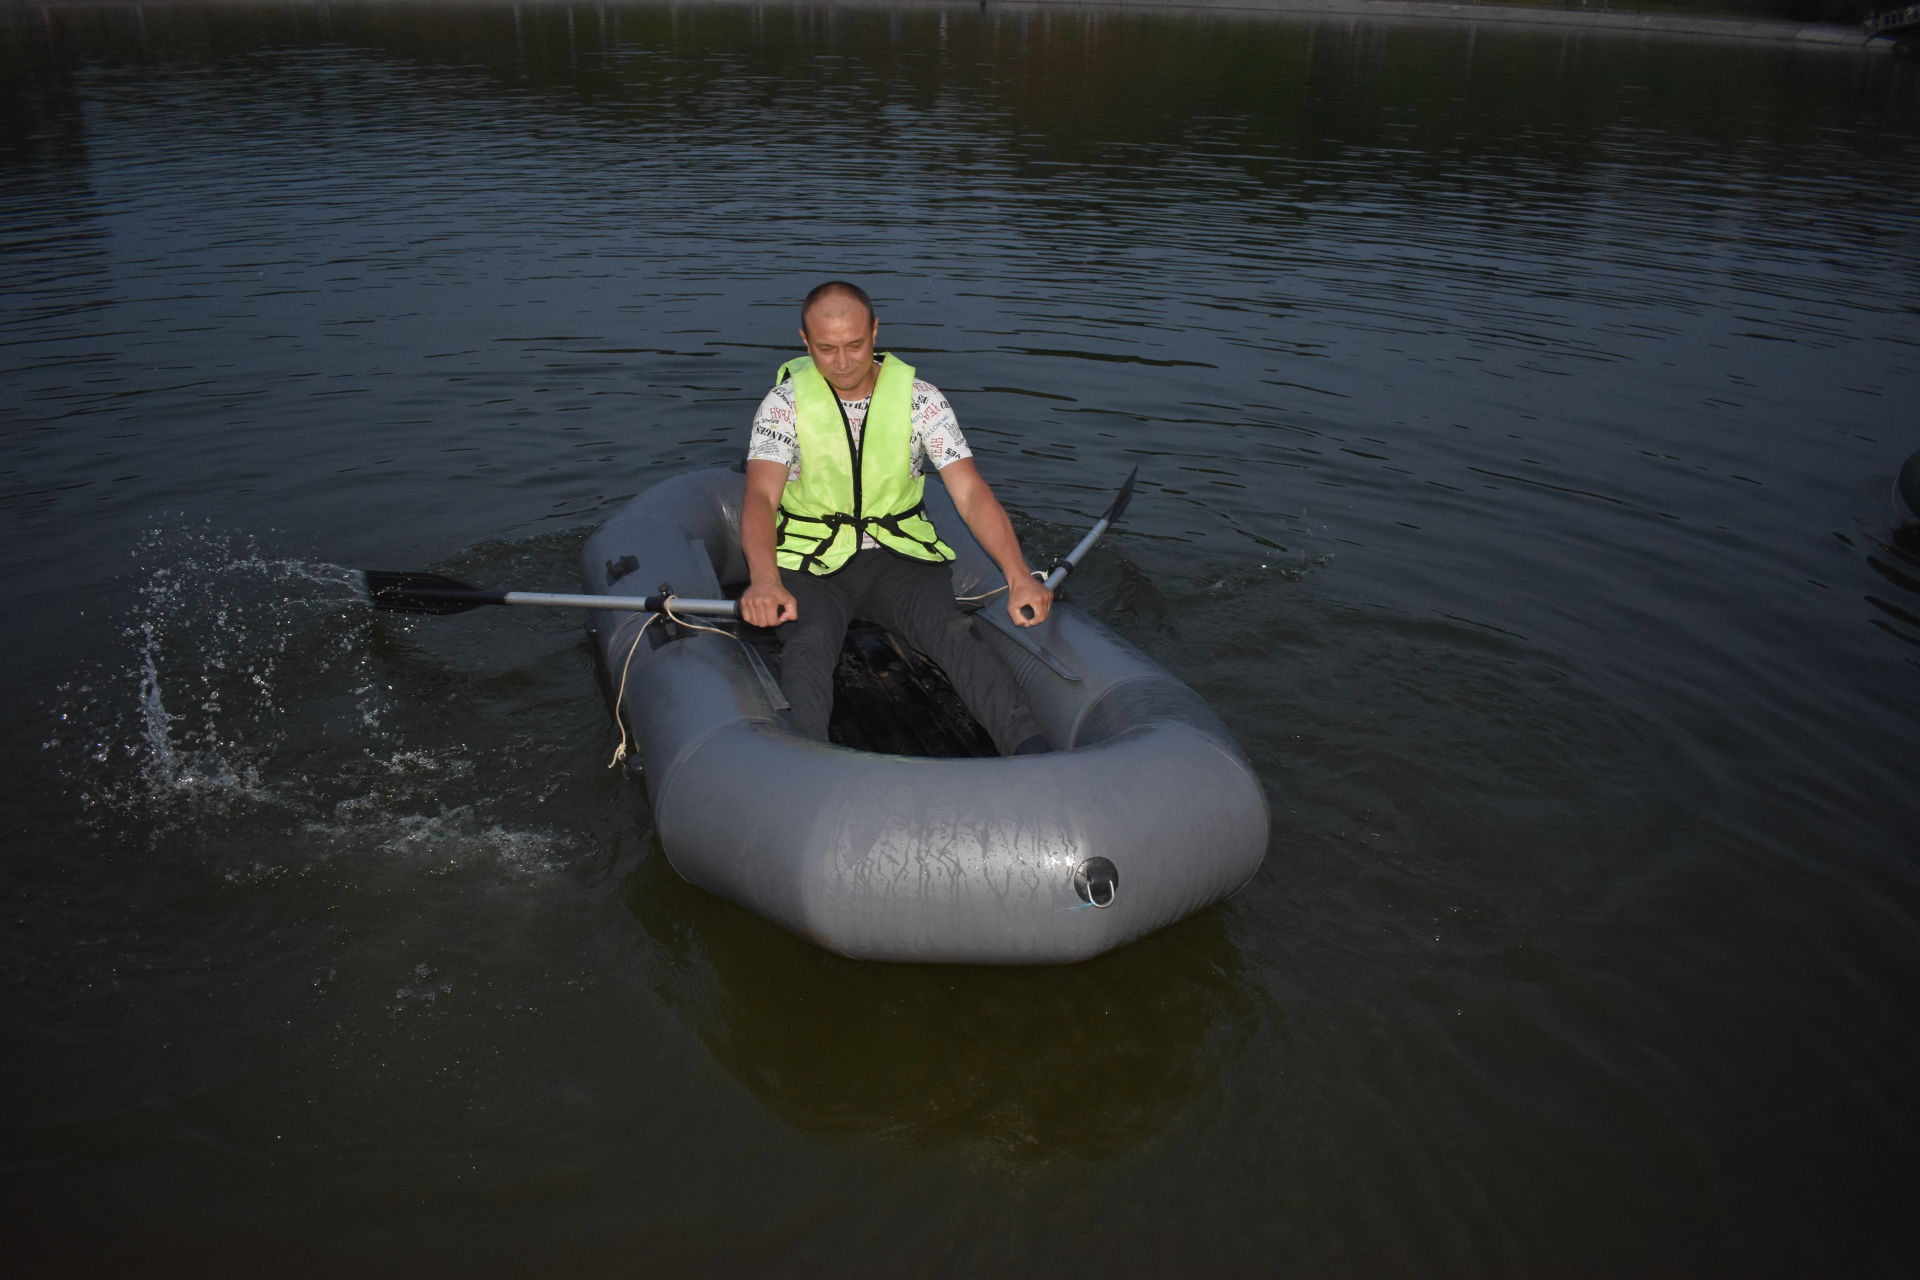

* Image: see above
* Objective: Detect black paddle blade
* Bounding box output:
[360,569,501,615]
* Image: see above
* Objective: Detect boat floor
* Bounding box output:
[738,616,1000,759]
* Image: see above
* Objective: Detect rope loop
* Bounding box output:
[606,603,735,769]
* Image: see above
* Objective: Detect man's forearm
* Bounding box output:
[965,500,1035,585]
[741,498,781,583]
[935,459,1051,626]
[945,462,1035,582]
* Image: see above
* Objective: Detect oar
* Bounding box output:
[996,466,1138,626]
[359,569,739,618]
[1040,466,1138,593]
[1041,466,1138,592]
[360,467,1139,622]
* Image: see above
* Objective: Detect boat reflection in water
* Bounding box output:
[626,841,1257,1161]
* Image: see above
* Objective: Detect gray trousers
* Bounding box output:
[776,551,1043,754]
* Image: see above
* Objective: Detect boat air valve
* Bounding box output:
[1072,857,1119,909]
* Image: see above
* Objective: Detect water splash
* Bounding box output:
[306,799,567,878]
[46,523,572,880]
[51,525,360,831]
[50,525,343,825]
[130,616,275,808]
[394,962,452,1008]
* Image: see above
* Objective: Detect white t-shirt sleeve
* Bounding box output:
[911,379,971,476]
[746,382,801,482]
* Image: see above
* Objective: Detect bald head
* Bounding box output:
[800,280,875,336]
[796,281,881,399]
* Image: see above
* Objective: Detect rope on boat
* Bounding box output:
[607,614,656,768]
[607,604,734,769]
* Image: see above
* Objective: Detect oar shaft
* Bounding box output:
[498,590,739,618]
[1041,467,1137,592]
[1043,515,1113,592]
[365,467,1133,620]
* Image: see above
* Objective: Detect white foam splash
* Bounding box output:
[304,802,566,877]
[48,524,570,882]
[394,962,451,1007]
[132,618,277,808]
[53,526,342,831]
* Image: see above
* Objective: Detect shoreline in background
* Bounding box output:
[1007,0,1891,48]
[12,0,1901,51]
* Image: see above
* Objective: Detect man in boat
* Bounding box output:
[739,281,1052,755]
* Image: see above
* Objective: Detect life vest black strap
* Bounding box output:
[777,501,947,571]
[780,503,925,538]
[864,502,950,556]
[860,500,926,536]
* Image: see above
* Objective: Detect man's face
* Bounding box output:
[798,302,879,398]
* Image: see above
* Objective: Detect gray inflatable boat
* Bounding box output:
[579,466,1268,964]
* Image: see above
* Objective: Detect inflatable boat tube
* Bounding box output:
[580,467,1269,964]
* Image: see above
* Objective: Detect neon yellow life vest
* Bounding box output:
[773,353,956,575]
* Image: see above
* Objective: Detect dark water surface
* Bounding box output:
[5,1,1919,1274]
